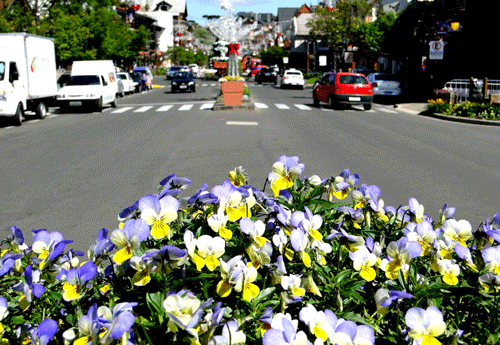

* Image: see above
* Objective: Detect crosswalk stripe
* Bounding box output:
[179,104,193,111]
[255,103,268,109]
[377,107,398,113]
[294,104,312,110]
[156,105,173,112]
[202,84,208,86]
[134,106,153,112]
[112,107,133,113]
[275,104,290,109]
[200,103,214,110]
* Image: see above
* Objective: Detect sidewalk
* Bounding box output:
[394,103,428,115]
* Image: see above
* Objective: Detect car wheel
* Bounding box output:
[363,103,372,111]
[111,98,117,108]
[35,102,47,119]
[192,86,196,93]
[328,95,336,109]
[313,93,319,107]
[171,87,176,93]
[96,97,103,112]
[13,103,23,126]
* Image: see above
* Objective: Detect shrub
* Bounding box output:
[1,156,500,345]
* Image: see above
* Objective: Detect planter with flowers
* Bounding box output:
[219,76,245,106]
[1,156,500,345]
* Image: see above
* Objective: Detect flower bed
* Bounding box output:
[1,156,500,345]
[427,99,500,120]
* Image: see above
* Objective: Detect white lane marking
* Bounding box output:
[157,105,173,112]
[254,103,268,109]
[200,103,214,110]
[179,104,193,111]
[134,106,153,112]
[202,84,208,86]
[112,107,133,113]
[275,104,290,109]
[294,104,312,110]
[320,106,333,111]
[226,121,258,126]
[210,83,216,86]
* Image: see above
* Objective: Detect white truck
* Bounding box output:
[0,33,57,125]
[57,60,118,112]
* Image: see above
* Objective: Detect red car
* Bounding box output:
[313,72,373,110]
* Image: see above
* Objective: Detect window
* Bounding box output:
[9,62,19,83]
[339,75,368,85]
[327,74,336,84]
[0,62,4,81]
[66,75,101,86]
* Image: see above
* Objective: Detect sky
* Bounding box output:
[187,0,321,25]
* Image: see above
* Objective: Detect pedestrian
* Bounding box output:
[141,73,148,91]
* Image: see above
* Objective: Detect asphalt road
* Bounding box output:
[2,78,500,252]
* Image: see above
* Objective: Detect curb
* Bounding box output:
[419,111,500,127]
[212,100,255,111]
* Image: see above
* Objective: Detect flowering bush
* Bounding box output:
[1,156,500,345]
[428,100,500,120]
[219,76,245,82]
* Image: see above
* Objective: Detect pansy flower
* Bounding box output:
[163,291,202,335]
[73,304,100,345]
[144,244,187,274]
[299,304,336,342]
[481,246,500,275]
[405,220,437,256]
[13,265,45,310]
[31,319,58,345]
[129,256,157,286]
[375,288,413,315]
[209,320,246,345]
[328,169,359,201]
[442,219,472,247]
[32,229,72,267]
[207,208,232,240]
[191,235,225,271]
[229,166,248,187]
[349,245,378,281]
[246,243,272,270]
[216,255,245,298]
[273,229,294,261]
[291,207,323,242]
[268,155,305,197]
[290,229,311,268]
[139,194,179,240]
[405,306,446,345]
[110,219,150,264]
[335,320,375,345]
[263,315,308,345]
[62,261,97,301]
[212,181,251,222]
[383,237,422,279]
[437,259,460,285]
[233,265,260,302]
[478,273,500,294]
[240,217,268,247]
[97,302,137,344]
[281,274,306,300]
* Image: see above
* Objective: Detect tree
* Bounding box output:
[307,0,372,70]
[192,27,214,46]
[258,45,287,66]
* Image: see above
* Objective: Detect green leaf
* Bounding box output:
[253,287,276,305]
[146,292,165,316]
[10,315,26,325]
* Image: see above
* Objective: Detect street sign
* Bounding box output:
[283,57,289,64]
[429,40,444,60]
[319,55,327,66]
[344,52,353,64]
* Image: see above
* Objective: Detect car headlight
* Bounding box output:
[172,82,177,86]
[188,81,194,85]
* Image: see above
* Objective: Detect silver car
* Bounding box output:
[367,73,402,98]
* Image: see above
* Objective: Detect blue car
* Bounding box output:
[171,71,196,93]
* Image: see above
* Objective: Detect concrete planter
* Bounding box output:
[221,81,244,106]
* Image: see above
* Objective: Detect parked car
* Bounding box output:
[171,71,195,93]
[281,69,305,89]
[57,72,71,91]
[188,64,199,75]
[256,67,277,84]
[366,73,402,100]
[166,65,189,80]
[116,72,136,96]
[132,66,153,89]
[312,72,373,110]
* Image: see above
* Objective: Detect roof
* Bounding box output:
[137,0,186,14]
[277,7,300,22]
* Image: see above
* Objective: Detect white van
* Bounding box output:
[0,33,58,125]
[57,60,117,112]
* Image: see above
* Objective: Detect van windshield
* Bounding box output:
[67,75,101,86]
[0,62,5,81]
